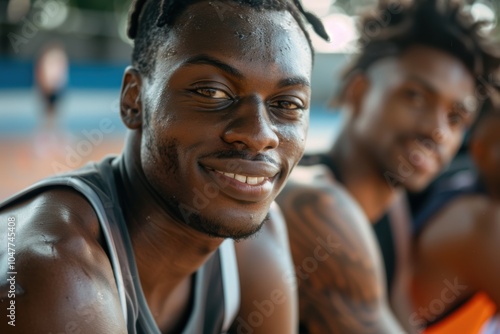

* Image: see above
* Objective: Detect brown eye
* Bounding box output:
[195,88,230,99]
[448,111,472,128]
[448,113,463,126]
[270,100,303,110]
[449,102,474,127]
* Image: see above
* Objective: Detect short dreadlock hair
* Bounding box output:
[334,0,500,105]
[127,0,329,77]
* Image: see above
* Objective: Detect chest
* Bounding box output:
[144,276,194,334]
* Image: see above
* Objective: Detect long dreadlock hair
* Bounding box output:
[334,0,500,105]
[127,0,329,77]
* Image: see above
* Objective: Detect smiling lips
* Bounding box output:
[202,159,281,202]
[403,140,440,174]
[214,170,266,185]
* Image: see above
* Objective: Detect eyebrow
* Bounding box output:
[182,54,310,89]
[277,77,310,89]
[182,54,244,79]
[405,75,438,95]
[406,75,475,113]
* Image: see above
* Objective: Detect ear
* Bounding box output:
[120,66,143,130]
[343,72,369,116]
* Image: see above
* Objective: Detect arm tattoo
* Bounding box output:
[284,189,390,334]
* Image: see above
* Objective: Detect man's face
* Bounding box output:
[351,46,476,192]
[136,2,312,239]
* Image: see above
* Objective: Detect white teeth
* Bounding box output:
[247,177,258,185]
[214,169,266,185]
[235,174,247,183]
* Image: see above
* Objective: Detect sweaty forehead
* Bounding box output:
[158,1,312,74]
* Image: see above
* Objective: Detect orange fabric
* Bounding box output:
[424,293,496,334]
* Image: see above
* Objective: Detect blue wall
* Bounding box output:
[0,58,127,89]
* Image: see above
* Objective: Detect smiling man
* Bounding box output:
[277,0,500,333]
[0,1,328,333]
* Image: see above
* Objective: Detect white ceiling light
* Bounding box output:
[470,1,496,32]
[35,0,69,30]
[310,13,358,53]
[302,0,335,17]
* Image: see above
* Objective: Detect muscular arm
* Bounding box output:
[232,202,298,334]
[0,189,126,333]
[277,181,405,334]
[388,194,418,333]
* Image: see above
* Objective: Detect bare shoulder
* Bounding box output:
[418,195,500,305]
[286,164,334,185]
[233,202,297,334]
[275,166,403,333]
[418,194,498,259]
[0,188,126,333]
[278,165,382,272]
[251,202,290,248]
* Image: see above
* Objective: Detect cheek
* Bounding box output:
[277,122,308,163]
[141,111,192,175]
[158,109,214,148]
[357,95,400,139]
[141,127,181,180]
[356,109,395,147]
[441,131,464,160]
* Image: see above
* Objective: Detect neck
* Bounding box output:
[328,128,397,223]
[114,134,223,297]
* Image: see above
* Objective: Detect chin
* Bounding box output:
[175,199,270,240]
[164,193,270,239]
[402,174,434,193]
[189,212,268,241]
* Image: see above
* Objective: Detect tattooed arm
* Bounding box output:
[277,176,405,334]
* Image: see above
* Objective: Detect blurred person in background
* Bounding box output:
[0,0,329,333]
[411,94,500,334]
[277,0,500,332]
[33,42,69,157]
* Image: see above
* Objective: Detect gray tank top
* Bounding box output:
[1,156,240,333]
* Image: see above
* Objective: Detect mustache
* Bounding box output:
[200,150,279,166]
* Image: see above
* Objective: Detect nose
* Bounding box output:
[222,97,279,153]
[420,103,450,142]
